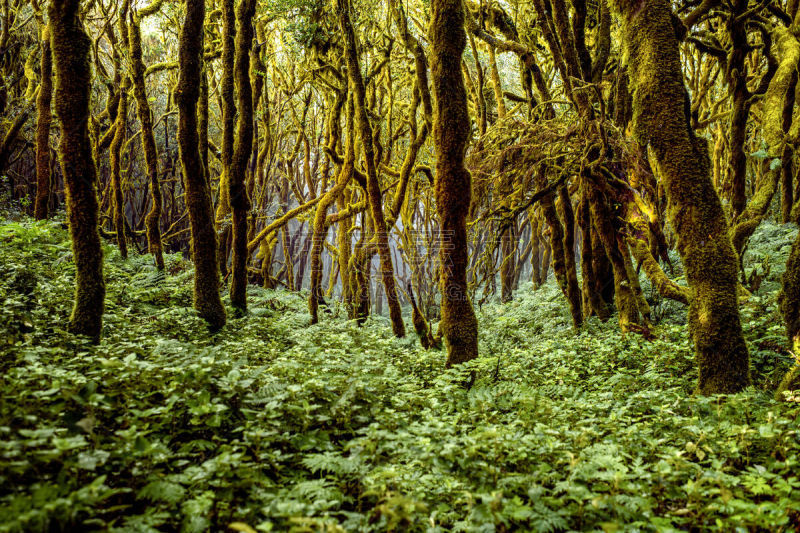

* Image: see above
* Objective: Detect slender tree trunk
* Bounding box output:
[337,0,405,338]
[199,64,209,185]
[129,10,164,270]
[310,95,353,323]
[229,0,256,311]
[610,0,750,394]
[530,210,542,288]
[49,0,105,340]
[109,76,129,259]
[587,176,640,330]
[558,185,583,327]
[500,220,516,302]
[726,0,749,217]
[216,0,236,278]
[177,0,226,329]
[579,187,610,320]
[430,0,479,365]
[538,169,582,328]
[34,25,52,220]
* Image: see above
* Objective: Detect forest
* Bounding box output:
[1,0,800,530]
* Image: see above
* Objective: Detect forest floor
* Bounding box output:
[1,216,800,532]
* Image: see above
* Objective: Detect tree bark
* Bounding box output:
[430,0,479,365]
[177,0,226,329]
[34,24,52,220]
[229,0,256,311]
[337,0,405,338]
[129,8,165,269]
[49,0,105,340]
[610,0,750,394]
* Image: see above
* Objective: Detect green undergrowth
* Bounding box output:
[1,217,799,532]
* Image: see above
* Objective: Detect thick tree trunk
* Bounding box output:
[778,230,800,398]
[610,0,750,394]
[430,0,479,365]
[49,0,105,340]
[177,0,226,329]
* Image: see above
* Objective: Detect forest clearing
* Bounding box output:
[2,0,800,530]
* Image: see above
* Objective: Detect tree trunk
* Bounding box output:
[337,0,405,338]
[49,0,105,340]
[129,10,165,270]
[229,0,256,312]
[430,0,479,365]
[34,24,52,220]
[215,0,236,278]
[177,0,226,329]
[558,185,583,327]
[310,94,352,323]
[610,0,750,394]
[109,76,129,259]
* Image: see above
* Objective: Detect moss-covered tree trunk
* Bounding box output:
[558,185,583,327]
[109,76,129,259]
[34,24,52,220]
[730,26,799,255]
[778,230,800,397]
[337,0,405,338]
[215,0,236,278]
[228,0,256,312]
[49,0,105,340]
[610,0,750,394]
[177,0,226,329]
[198,64,210,185]
[537,169,582,328]
[430,0,479,365]
[500,220,516,302]
[578,186,611,320]
[726,0,750,217]
[530,210,542,288]
[129,7,164,270]
[310,93,352,324]
[587,176,640,330]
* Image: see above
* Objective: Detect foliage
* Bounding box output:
[1,217,799,532]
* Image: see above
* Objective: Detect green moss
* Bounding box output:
[775,364,800,401]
